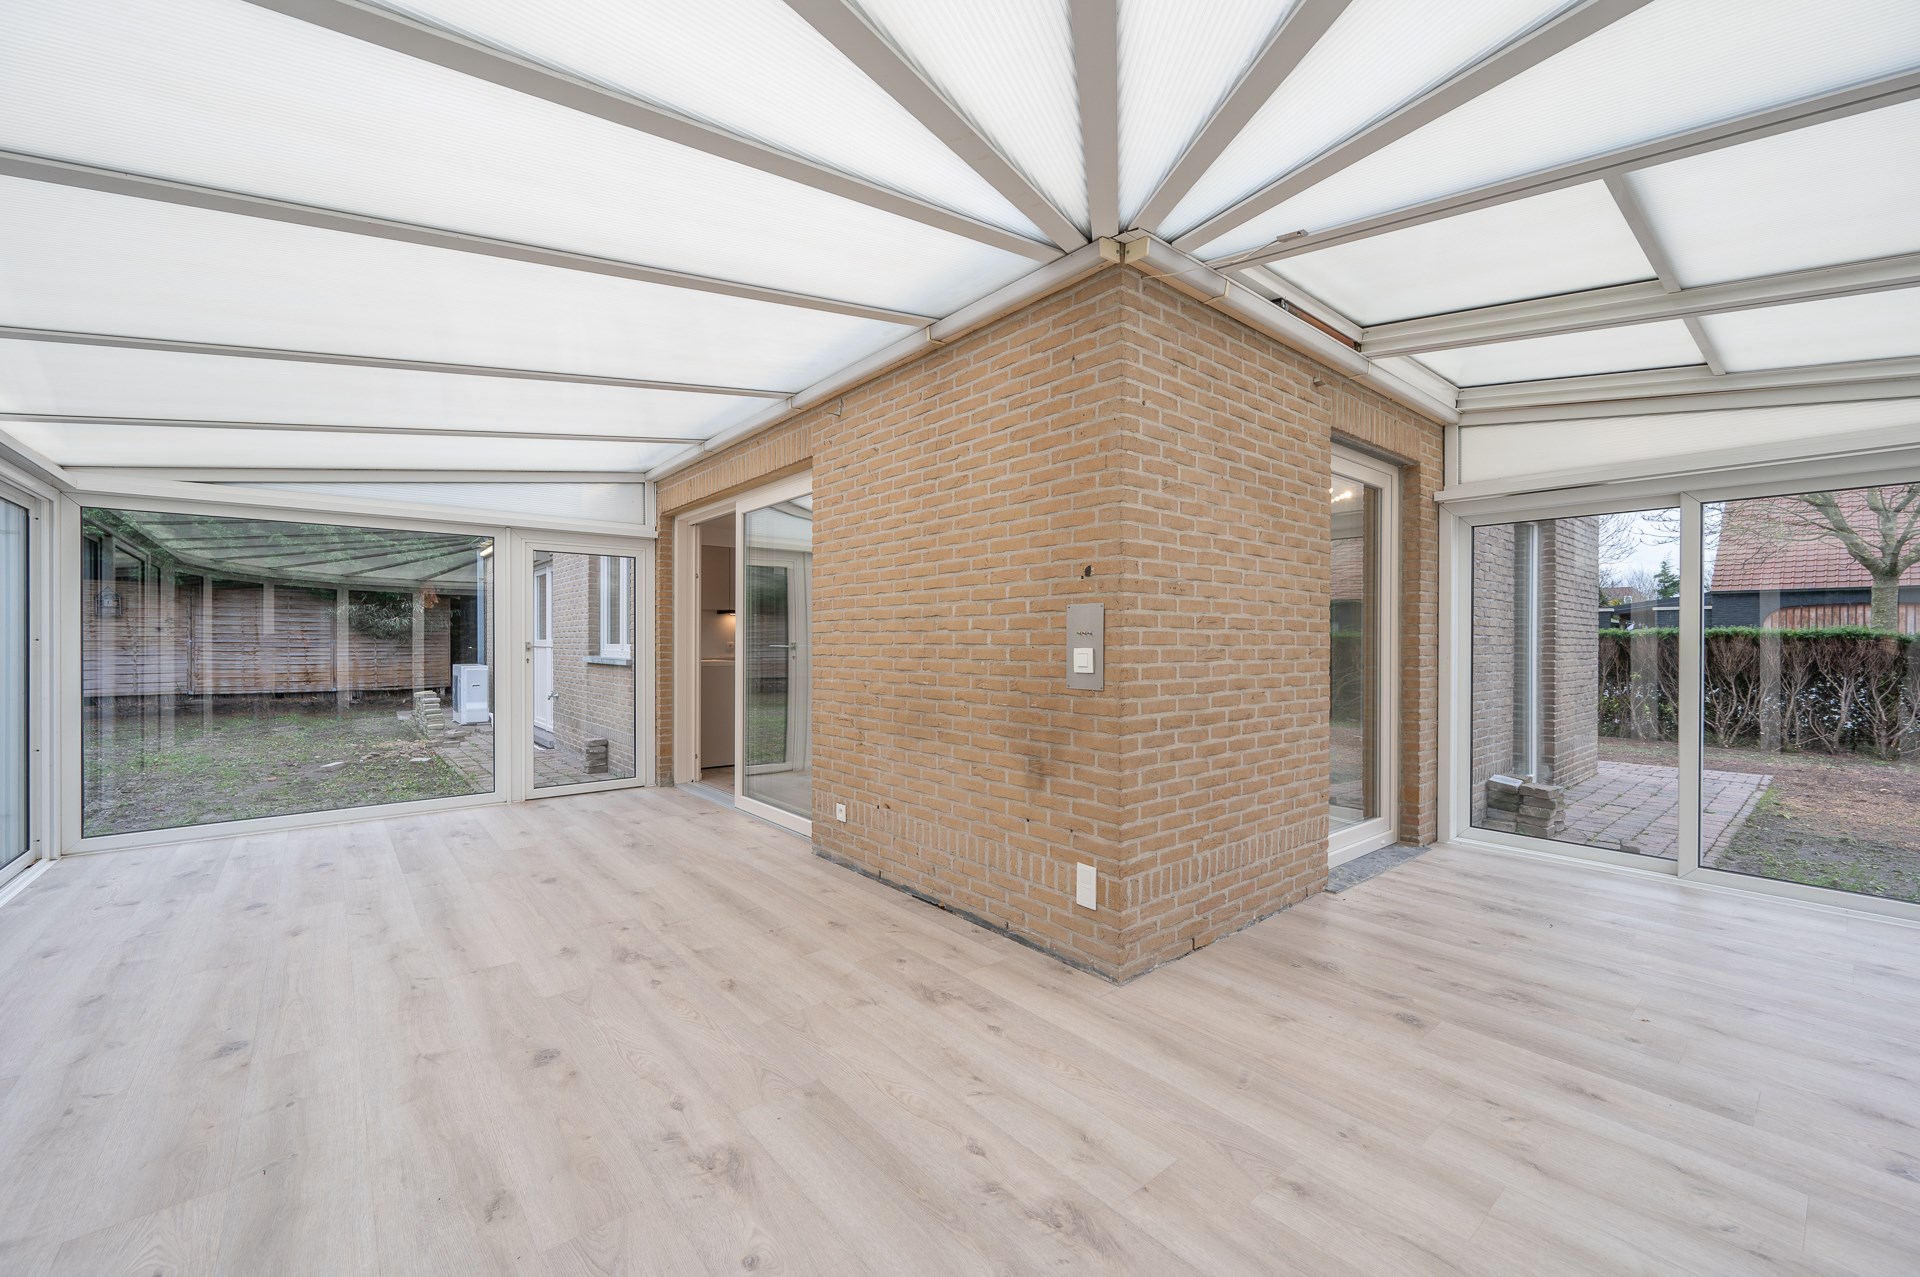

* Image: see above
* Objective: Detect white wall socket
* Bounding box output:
[834,802,847,822]
[1075,862,1097,909]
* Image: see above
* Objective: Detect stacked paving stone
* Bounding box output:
[411,690,447,739]
[1483,775,1567,837]
[584,737,609,774]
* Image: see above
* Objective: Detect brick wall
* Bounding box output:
[655,264,1444,980]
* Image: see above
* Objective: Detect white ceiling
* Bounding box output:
[2,0,1917,475]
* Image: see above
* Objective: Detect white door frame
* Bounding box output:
[0,468,53,895]
[511,533,654,802]
[671,496,741,787]
[734,474,814,836]
[1328,444,1401,867]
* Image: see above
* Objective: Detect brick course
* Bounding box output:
[656,265,1442,980]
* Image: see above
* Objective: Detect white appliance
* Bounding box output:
[451,663,491,725]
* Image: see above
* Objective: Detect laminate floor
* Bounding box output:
[2,786,1919,1275]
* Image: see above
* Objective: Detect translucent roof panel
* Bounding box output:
[1415,320,1703,386]
[1199,0,1920,258]
[1117,0,1298,223]
[854,0,1086,228]
[1271,182,1654,325]
[1623,98,1920,289]
[0,0,1040,316]
[0,179,916,391]
[1696,289,1920,373]
[1164,0,1573,241]
[0,341,766,441]
[1,422,680,473]
[379,0,1039,237]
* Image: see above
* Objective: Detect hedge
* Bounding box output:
[1598,627,1920,757]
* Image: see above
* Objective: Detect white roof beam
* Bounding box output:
[785,0,1086,250]
[236,0,1056,261]
[1218,67,1920,268]
[0,151,936,328]
[1601,174,1727,374]
[1174,0,1654,252]
[0,326,792,398]
[0,413,708,446]
[1070,0,1120,239]
[1132,0,1354,235]
[1457,355,1920,423]
[1363,251,1920,357]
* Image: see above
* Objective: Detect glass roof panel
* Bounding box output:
[1199,0,1920,258]
[1697,289,1920,372]
[1271,182,1653,325]
[1415,319,1702,386]
[1,422,680,471]
[0,179,916,391]
[379,0,1038,237]
[0,0,1039,316]
[0,340,765,440]
[1165,0,1573,240]
[854,0,1086,228]
[1117,0,1298,223]
[1624,98,1920,289]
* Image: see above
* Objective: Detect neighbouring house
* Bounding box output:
[1708,493,1920,632]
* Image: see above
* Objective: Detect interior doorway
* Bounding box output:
[673,473,813,836]
[691,512,737,797]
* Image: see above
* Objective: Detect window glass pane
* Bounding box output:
[532,551,636,790]
[1471,509,1681,859]
[741,496,812,819]
[1329,473,1380,830]
[80,507,494,837]
[1,498,27,871]
[1700,485,1920,904]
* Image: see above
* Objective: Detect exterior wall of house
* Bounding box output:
[1468,517,1600,827]
[544,552,637,780]
[655,265,1443,980]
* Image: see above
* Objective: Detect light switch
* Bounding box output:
[1072,647,1095,674]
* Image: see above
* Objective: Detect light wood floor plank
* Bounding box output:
[2,790,1918,1274]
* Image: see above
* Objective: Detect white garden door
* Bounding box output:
[532,562,554,735]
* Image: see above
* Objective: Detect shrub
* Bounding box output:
[1598,627,1920,758]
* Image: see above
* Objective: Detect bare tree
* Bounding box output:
[1772,486,1920,632]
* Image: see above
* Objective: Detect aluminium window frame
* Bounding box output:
[1441,456,1920,929]
[47,478,657,858]
[0,461,56,900]
[596,553,634,661]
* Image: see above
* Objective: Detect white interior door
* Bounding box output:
[532,562,554,735]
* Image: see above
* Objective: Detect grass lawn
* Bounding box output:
[83,698,481,837]
[1600,736,1920,903]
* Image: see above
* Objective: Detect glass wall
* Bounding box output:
[1698,484,1920,904]
[2,497,28,874]
[80,507,494,837]
[1469,509,1680,859]
[530,550,637,791]
[741,495,812,820]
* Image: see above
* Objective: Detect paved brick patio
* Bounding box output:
[1560,760,1771,859]
[426,719,625,791]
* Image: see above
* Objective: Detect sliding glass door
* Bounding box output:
[522,544,640,796]
[737,478,812,833]
[1458,473,1920,920]
[1,494,30,880]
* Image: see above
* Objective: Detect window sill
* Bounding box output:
[585,655,633,667]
